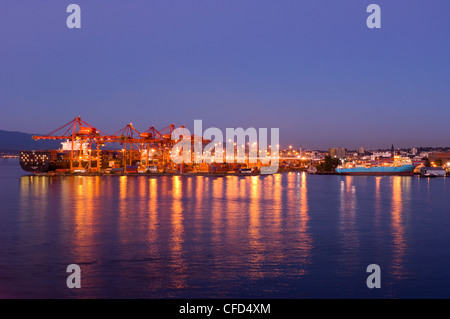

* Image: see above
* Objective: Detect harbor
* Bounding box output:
[17,117,450,177]
[2,0,450,303]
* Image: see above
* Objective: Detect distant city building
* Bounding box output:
[411,148,418,155]
[429,152,450,166]
[358,147,365,154]
[329,147,347,159]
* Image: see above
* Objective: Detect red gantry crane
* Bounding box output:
[110,123,142,171]
[32,116,107,171]
[31,117,214,174]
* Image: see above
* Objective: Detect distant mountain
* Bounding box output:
[0,130,62,152]
[0,130,124,153]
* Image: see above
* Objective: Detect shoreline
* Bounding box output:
[20,170,436,178]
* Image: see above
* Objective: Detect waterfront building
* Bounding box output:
[329,147,347,159]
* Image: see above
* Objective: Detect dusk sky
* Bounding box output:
[1,1,449,149]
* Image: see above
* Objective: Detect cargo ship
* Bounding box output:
[19,150,58,173]
[19,148,127,174]
[336,157,416,176]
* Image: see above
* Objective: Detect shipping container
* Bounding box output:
[125,165,138,173]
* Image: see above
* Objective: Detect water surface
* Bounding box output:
[0,159,449,298]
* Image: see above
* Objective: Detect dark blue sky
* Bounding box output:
[1,1,449,149]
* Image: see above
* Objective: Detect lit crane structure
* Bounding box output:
[31,117,212,173]
[111,123,142,171]
[153,123,176,166]
[32,116,107,171]
[140,125,163,167]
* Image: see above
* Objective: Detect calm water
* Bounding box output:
[0,158,449,299]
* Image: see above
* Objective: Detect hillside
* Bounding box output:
[0,130,123,154]
[0,130,62,152]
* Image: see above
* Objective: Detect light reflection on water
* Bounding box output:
[390,177,406,279]
[338,176,359,277]
[1,162,450,298]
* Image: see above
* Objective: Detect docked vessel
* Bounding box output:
[19,150,56,173]
[306,166,317,174]
[419,167,447,178]
[336,156,416,176]
[19,148,121,173]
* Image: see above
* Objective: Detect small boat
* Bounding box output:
[420,167,447,178]
[239,168,259,175]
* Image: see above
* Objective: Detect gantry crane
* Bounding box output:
[32,117,213,173]
[32,116,107,171]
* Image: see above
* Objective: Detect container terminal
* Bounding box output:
[18,117,449,176]
[19,117,293,176]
